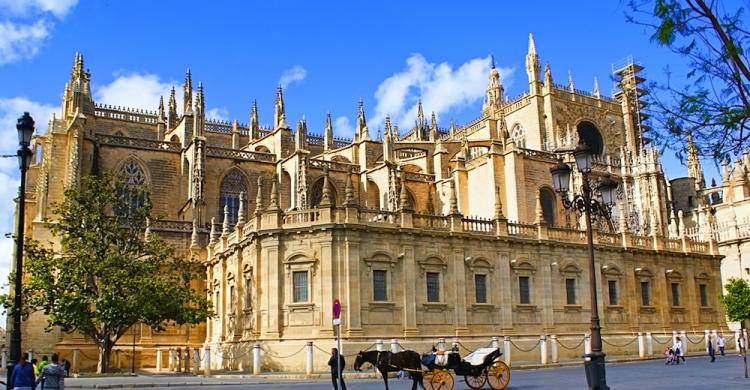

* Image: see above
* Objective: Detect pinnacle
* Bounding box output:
[528,33,537,54]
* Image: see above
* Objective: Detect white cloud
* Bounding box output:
[206,107,229,121]
[334,116,354,138]
[279,65,307,88]
[371,54,514,129]
[0,0,79,18]
[0,19,50,65]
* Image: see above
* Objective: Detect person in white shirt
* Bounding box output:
[672,337,685,364]
[718,335,726,356]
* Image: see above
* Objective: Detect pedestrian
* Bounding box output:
[61,359,70,377]
[672,337,685,364]
[30,358,39,377]
[328,348,346,390]
[707,334,716,362]
[718,334,726,356]
[10,352,36,390]
[38,355,49,373]
[36,353,65,390]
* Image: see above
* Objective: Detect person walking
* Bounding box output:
[707,334,716,362]
[10,352,36,390]
[672,337,685,364]
[328,348,347,390]
[718,334,726,356]
[36,353,65,390]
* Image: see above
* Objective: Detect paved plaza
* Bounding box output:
[64,355,750,389]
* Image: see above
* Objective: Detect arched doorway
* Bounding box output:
[577,121,603,155]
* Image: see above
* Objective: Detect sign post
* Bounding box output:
[333,299,343,389]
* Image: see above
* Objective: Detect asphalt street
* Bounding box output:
[67,354,750,389]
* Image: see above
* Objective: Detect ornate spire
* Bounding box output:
[168,86,178,127]
[535,191,545,224]
[195,81,205,115]
[320,167,332,207]
[255,176,265,215]
[426,183,435,214]
[449,178,459,215]
[268,173,280,211]
[324,111,334,151]
[483,59,504,114]
[236,191,246,227]
[494,186,504,220]
[158,96,166,121]
[356,98,369,141]
[183,68,193,115]
[567,71,575,92]
[274,84,288,129]
[383,115,394,162]
[295,118,307,151]
[543,63,552,86]
[250,100,259,139]
[221,205,230,237]
[190,219,199,248]
[593,77,600,98]
[344,167,356,206]
[417,98,425,126]
[687,132,705,188]
[399,170,412,211]
[209,217,218,245]
[525,33,540,88]
[430,111,438,141]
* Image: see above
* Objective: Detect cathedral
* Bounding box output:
[18,35,727,371]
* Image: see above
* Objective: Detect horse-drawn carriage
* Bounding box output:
[353,346,511,390]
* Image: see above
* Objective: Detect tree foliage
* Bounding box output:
[719,277,750,323]
[627,0,750,161]
[11,174,211,373]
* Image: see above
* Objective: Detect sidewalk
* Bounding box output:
[63,354,672,389]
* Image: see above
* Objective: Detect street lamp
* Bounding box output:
[7,112,35,390]
[550,142,617,390]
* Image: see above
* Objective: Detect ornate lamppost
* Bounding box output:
[550,142,617,390]
[6,113,35,389]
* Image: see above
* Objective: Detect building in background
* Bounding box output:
[19,36,726,371]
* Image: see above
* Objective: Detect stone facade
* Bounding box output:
[17,38,727,371]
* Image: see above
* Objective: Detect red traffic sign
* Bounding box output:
[333,299,341,320]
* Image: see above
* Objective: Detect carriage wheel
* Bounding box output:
[430,369,454,390]
[464,372,487,390]
[422,371,435,390]
[487,359,511,390]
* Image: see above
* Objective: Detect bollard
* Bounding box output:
[72,349,80,374]
[646,332,653,356]
[253,343,261,375]
[27,349,33,362]
[168,348,175,372]
[156,347,163,372]
[637,333,645,358]
[452,337,459,351]
[584,334,591,355]
[203,346,211,376]
[376,339,384,352]
[438,338,446,351]
[704,329,710,349]
[550,335,559,364]
[193,348,200,375]
[390,339,398,353]
[680,331,688,356]
[306,342,314,375]
[540,335,548,365]
[503,336,511,366]
[491,336,500,349]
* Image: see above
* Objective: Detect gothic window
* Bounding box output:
[511,124,525,148]
[540,188,556,226]
[219,169,247,226]
[576,121,603,155]
[309,177,337,208]
[117,158,147,215]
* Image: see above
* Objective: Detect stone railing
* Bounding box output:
[359,209,399,225]
[151,220,194,232]
[548,227,586,242]
[282,209,321,226]
[308,158,360,173]
[507,221,536,238]
[413,213,449,230]
[94,104,158,124]
[403,171,434,182]
[206,147,276,162]
[462,216,493,234]
[97,135,181,153]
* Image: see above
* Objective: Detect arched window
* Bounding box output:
[117,159,147,215]
[219,169,248,226]
[309,177,337,208]
[540,188,556,226]
[577,121,603,155]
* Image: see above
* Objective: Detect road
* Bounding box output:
[67,354,750,389]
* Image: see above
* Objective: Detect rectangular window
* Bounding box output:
[565,278,576,305]
[671,282,681,306]
[608,280,618,306]
[426,272,440,302]
[475,274,487,304]
[293,271,308,303]
[641,281,650,306]
[519,276,530,304]
[700,284,708,306]
[373,270,387,301]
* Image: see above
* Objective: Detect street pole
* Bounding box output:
[131,324,136,374]
[336,323,343,390]
[7,113,34,390]
[582,179,608,389]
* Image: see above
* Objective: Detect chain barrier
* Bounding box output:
[509,339,541,353]
[342,343,378,357]
[651,336,671,345]
[314,344,331,355]
[264,345,307,359]
[685,334,705,344]
[556,337,585,350]
[602,336,638,348]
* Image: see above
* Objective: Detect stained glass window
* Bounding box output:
[219,169,247,225]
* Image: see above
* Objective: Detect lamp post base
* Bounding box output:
[584,352,609,390]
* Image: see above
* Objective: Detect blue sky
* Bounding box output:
[0,1,707,314]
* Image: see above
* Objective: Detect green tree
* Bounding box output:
[627,0,750,161]
[718,277,750,378]
[13,174,211,373]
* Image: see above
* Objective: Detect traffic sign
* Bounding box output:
[333,299,341,320]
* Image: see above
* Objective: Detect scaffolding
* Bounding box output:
[612,56,650,153]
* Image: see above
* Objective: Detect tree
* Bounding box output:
[718,277,749,378]
[11,174,211,373]
[626,0,750,162]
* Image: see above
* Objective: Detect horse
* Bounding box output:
[353,350,423,390]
